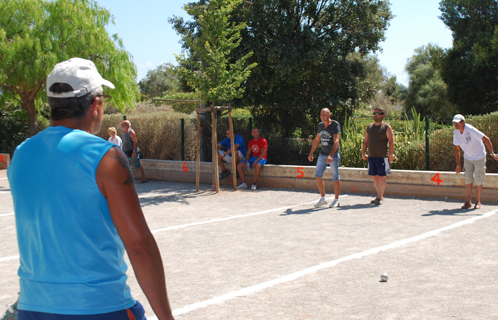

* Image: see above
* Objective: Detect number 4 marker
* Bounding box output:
[431,173,443,186]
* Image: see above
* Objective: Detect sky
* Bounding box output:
[96,0,453,87]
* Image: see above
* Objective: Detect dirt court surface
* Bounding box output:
[1,170,498,319]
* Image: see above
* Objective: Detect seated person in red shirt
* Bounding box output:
[236,128,267,190]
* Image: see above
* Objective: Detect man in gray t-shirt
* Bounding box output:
[308,108,341,208]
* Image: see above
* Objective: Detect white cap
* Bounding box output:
[452,114,465,122]
[47,58,115,98]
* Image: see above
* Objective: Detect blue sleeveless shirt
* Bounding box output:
[8,126,136,315]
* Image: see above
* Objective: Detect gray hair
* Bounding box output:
[48,83,103,120]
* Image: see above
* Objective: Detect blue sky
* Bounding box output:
[96,0,453,87]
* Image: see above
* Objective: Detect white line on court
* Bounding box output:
[151,196,345,234]
[0,255,19,263]
[148,209,498,318]
[0,213,14,217]
[0,197,342,261]
[0,178,7,180]
[0,191,11,194]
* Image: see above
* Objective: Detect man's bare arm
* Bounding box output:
[96,147,174,320]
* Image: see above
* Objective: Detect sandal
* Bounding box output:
[474,202,481,209]
[461,202,472,209]
[370,197,381,204]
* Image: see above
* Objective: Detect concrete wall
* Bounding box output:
[0,153,10,170]
[134,160,498,202]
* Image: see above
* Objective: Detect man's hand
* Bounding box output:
[326,155,333,164]
[456,166,462,174]
[362,154,368,161]
[389,154,395,163]
[308,154,314,162]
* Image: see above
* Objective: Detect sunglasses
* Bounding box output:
[373,112,384,115]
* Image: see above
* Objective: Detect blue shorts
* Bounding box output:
[368,157,391,176]
[243,156,267,169]
[124,150,142,170]
[18,301,146,320]
[315,153,340,181]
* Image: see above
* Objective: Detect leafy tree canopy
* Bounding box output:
[172,0,393,137]
[173,0,257,107]
[404,44,456,117]
[439,0,498,115]
[138,63,181,100]
[0,0,139,134]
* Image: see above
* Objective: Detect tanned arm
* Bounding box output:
[96,147,174,320]
[308,133,321,162]
[454,145,462,174]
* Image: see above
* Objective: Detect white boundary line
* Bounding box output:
[0,213,14,217]
[147,209,497,318]
[0,255,19,262]
[151,196,344,234]
[0,197,341,261]
[0,191,11,194]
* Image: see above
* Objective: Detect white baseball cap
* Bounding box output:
[452,114,465,122]
[47,58,115,98]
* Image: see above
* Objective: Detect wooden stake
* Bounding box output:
[229,112,237,190]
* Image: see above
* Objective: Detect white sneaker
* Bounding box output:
[251,184,257,190]
[329,199,340,208]
[314,198,328,208]
[237,183,248,189]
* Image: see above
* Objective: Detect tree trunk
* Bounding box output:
[24,99,39,136]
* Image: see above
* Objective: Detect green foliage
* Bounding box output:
[341,116,367,168]
[172,0,393,137]
[138,63,181,100]
[439,0,498,114]
[173,0,257,106]
[404,44,456,117]
[348,53,388,104]
[0,0,139,134]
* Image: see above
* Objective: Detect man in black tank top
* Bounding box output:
[361,107,395,205]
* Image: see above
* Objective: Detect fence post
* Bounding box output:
[181,118,185,161]
[249,118,252,136]
[123,115,126,120]
[425,115,430,170]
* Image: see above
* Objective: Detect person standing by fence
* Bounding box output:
[452,114,498,209]
[362,107,395,205]
[308,108,341,208]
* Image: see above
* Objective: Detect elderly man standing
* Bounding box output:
[121,120,147,183]
[308,108,341,208]
[362,107,395,205]
[8,58,174,320]
[452,114,498,209]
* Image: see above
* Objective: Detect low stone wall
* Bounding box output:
[134,160,498,202]
[0,153,11,170]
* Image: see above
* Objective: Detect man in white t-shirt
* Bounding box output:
[452,114,498,209]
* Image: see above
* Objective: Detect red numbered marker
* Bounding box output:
[297,167,304,178]
[431,173,443,186]
[182,162,188,172]
[0,155,3,162]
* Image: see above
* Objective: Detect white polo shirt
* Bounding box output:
[453,123,486,160]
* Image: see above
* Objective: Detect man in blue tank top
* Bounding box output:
[7,58,174,320]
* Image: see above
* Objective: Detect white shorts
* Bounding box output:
[218,150,244,163]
